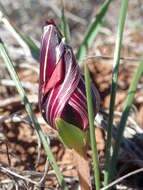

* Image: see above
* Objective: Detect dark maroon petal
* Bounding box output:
[39,20,100,130]
[67,74,99,130]
[43,49,80,129]
[44,56,64,96]
[40,24,64,87]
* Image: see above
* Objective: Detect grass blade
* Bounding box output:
[76,0,111,66]
[109,58,143,181]
[0,39,68,190]
[61,0,70,44]
[0,10,40,61]
[17,32,40,61]
[104,0,128,186]
[85,64,100,190]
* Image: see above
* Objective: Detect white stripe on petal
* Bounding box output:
[49,50,73,122]
[70,93,87,116]
[51,51,80,124]
[43,26,53,82]
[68,99,88,129]
[55,65,79,117]
[46,88,54,123]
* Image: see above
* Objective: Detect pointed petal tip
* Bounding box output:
[45,19,56,27]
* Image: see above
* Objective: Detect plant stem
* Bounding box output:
[61,0,70,44]
[85,64,100,190]
[109,58,143,181]
[73,149,92,190]
[0,39,68,190]
[104,0,128,186]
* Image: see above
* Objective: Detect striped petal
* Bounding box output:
[39,20,100,130]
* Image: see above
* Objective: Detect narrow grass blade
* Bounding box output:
[104,0,128,186]
[61,0,70,44]
[76,0,111,66]
[85,64,100,190]
[0,39,68,190]
[0,10,40,61]
[17,32,40,61]
[109,58,143,181]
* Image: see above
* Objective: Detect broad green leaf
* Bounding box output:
[55,118,87,154]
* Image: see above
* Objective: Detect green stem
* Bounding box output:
[85,65,100,190]
[0,39,68,190]
[0,10,40,61]
[104,0,128,186]
[76,0,111,67]
[61,0,70,44]
[109,58,143,181]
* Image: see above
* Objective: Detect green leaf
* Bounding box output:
[84,64,100,190]
[109,57,143,182]
[104,0,128,185]
[18,32,40,61]
[61,0,70,44]
[0,39,68,190]
[76,0,111,67]
[55,118,87,154]
[0,10,40,62]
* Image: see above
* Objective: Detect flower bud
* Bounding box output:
[39,20,100,130]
